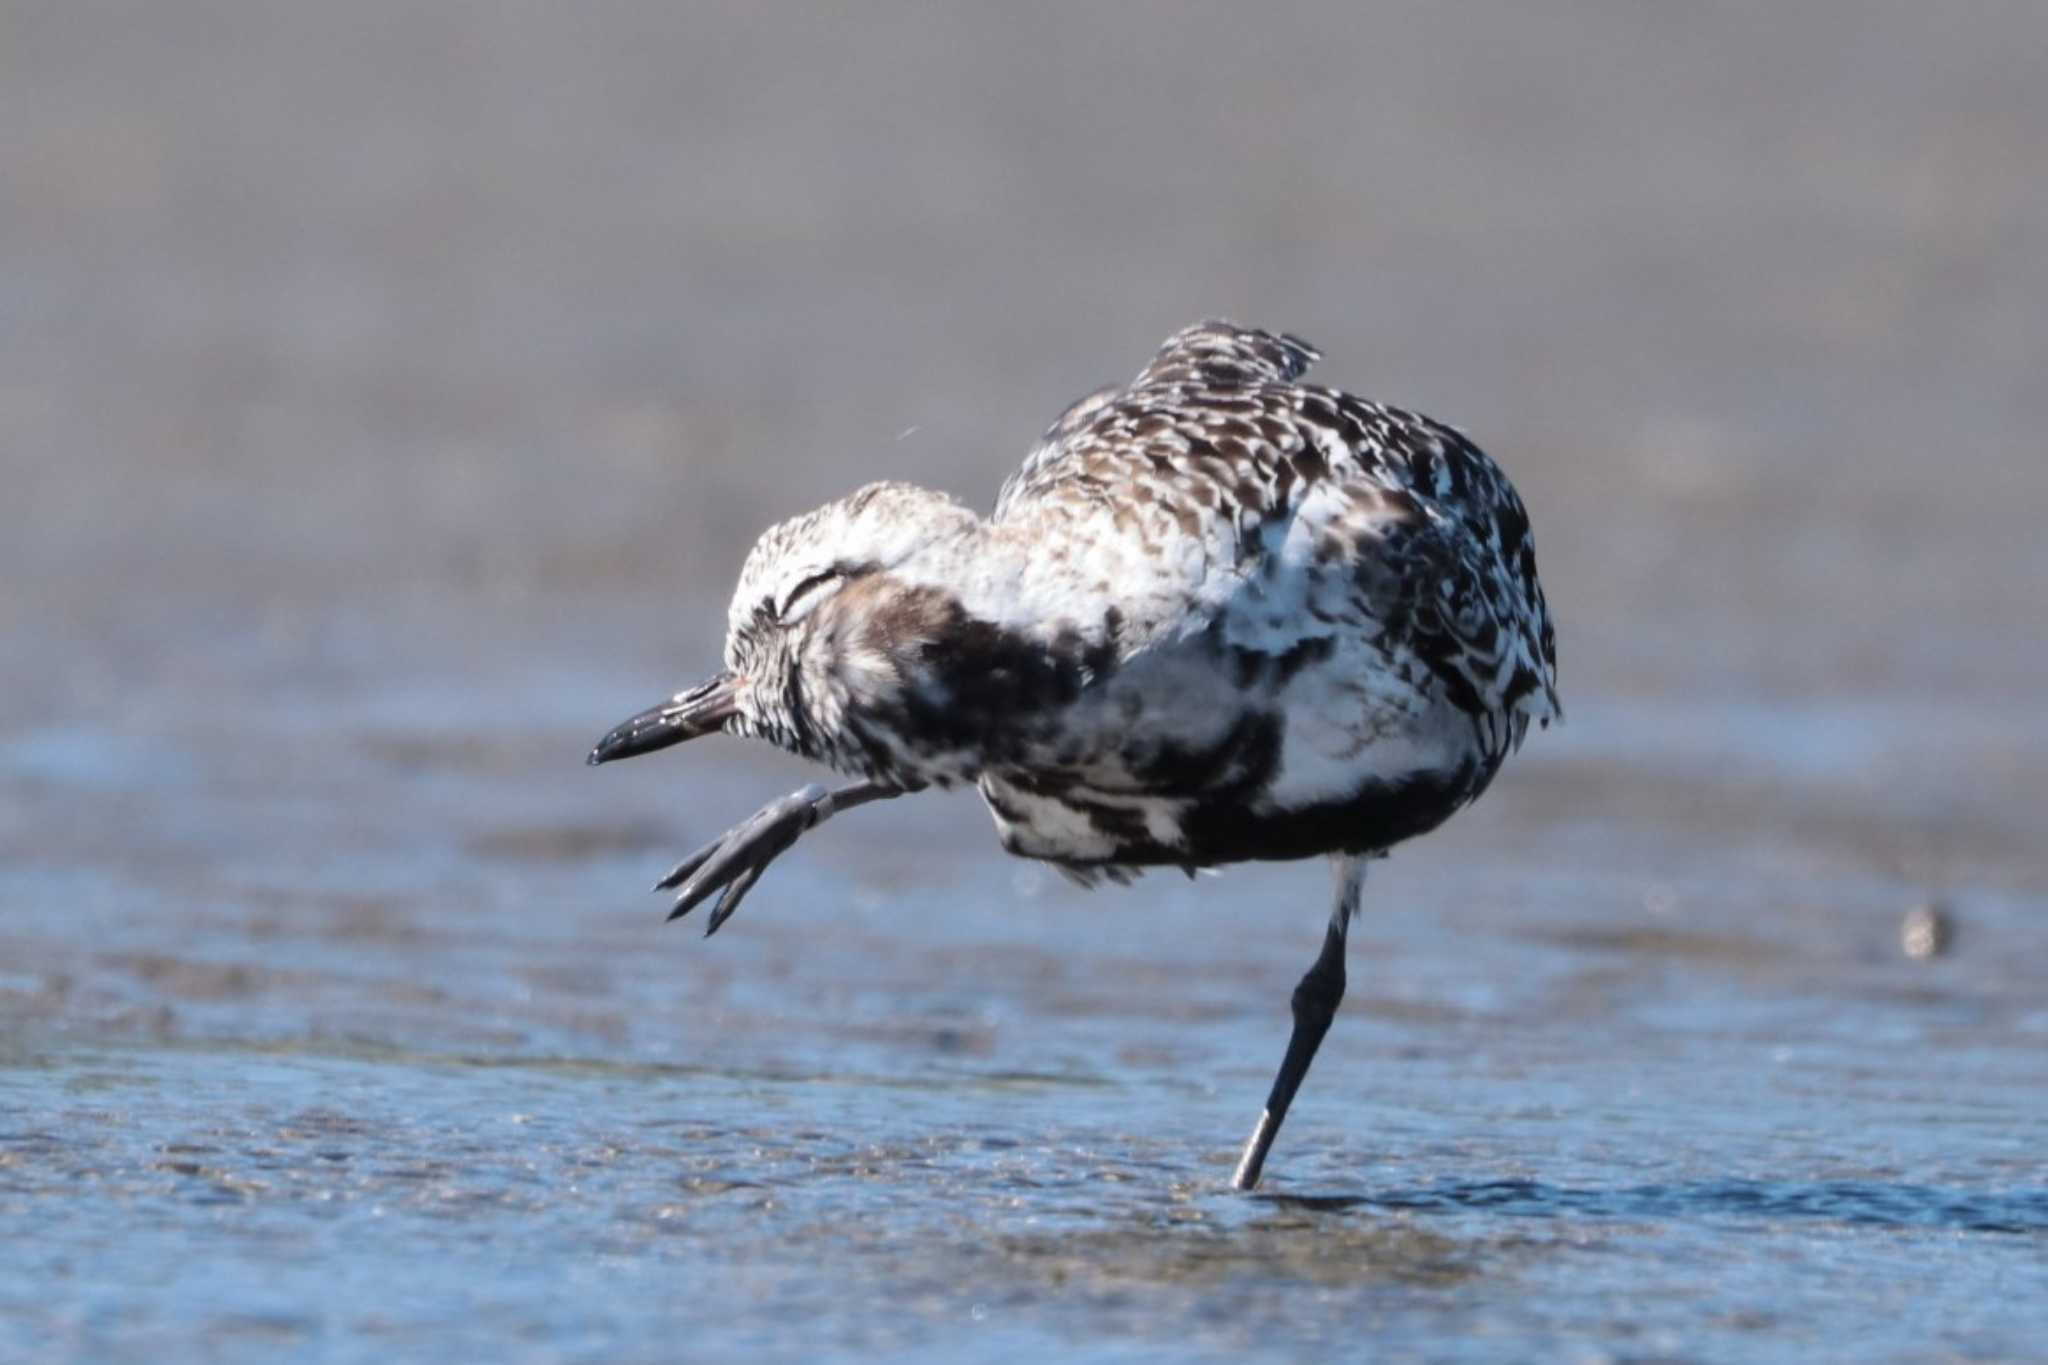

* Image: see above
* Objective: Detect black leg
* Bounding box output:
[1231,856,1363,1190]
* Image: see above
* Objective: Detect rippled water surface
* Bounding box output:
[6,671,2045,1361]
[6,1016,2048,1362]
[7,3,2048,1360]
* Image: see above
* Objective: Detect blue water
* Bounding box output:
[5,1027,2043,1362]
[5,674,2046,1361]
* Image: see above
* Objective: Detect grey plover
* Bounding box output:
[590,321,1560,1189]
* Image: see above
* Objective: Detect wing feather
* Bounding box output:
[997,328,1557,735]
[1129,320,1322,391]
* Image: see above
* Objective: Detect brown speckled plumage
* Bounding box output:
[589,320,1561,1188]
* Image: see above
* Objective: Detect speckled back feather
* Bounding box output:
[706,320,1559,879]
[996,320,1560,754]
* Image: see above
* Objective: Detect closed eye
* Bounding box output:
[777,568,843,623]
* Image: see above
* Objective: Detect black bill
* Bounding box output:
[587,671,740,765]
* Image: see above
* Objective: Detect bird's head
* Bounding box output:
[587,481,979,773]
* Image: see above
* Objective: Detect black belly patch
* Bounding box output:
[1064,757,1494,871]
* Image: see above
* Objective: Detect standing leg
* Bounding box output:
[1231,855,1365,1191]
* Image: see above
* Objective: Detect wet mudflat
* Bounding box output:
[6,3,2048,1360]
[3,676,2044,1362]
[6,1035,2045,1362]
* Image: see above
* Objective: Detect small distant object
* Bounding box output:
[1900,903,1954,960]
[588,321,1560,1189]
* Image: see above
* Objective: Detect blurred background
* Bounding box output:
[3,4,2044,1361]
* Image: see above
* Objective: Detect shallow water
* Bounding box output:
[7,2,2048,1359]
[5,678,2045,1361]
[6,1020,2047,1363]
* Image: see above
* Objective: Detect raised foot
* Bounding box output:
[654,783,830,936]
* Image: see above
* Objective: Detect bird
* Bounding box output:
[588,320,1560,1189]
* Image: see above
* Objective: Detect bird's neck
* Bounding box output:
[895,522,1032,626]
[894,521,1124,642]
[790,523,1122,786]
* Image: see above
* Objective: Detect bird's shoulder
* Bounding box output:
[990,321,1559,734]
[999,320,1319,518]
[994,345,1510,572]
